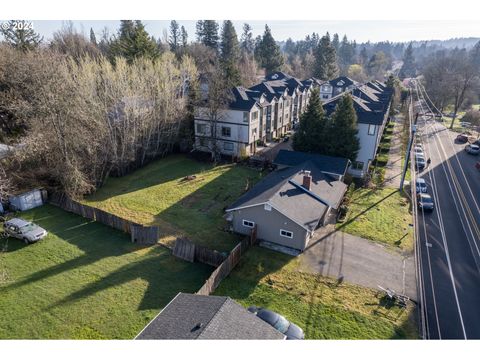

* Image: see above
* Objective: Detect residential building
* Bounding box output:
[225,151,349,253]
[135,292,285,340]
[319,76,359,101]
[194,72,318,158]
[323,81,393,178]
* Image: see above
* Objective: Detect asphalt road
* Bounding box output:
[414,87,480,339]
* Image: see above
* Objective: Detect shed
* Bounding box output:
[9,189,47,211]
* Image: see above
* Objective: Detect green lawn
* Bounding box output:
[337,187,414,252]
[214,246,417,339]
[83,154,263,252]
[0,205,212,339]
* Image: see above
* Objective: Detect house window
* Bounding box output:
[322,95,329,99]
[243,220,255,228]
[352,161,364,170]
[221,126,231,137]
[368,124,376,136]
[243,112,249,123]
[223,142,234,151]
[264,203,272,211]
[198,137,206,147]
[280,229,293,238]
[196,123,206,135]
[251,111,258,121]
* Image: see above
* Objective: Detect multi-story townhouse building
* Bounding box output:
[322,81,393,178]
[319,76,359,101]
[193,72,319,158]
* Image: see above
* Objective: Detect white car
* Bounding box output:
[465,144,480,155]
[415,177,428,193]
[3,218,48,244]
[413,146,424,156]
[415,155,426,170]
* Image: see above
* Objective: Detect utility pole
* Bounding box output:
[399,110,418,190]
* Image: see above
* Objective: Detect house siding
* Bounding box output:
[229,205,309,251]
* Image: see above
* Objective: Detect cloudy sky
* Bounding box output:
[27,20,480,43]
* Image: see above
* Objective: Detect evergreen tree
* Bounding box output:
[254,25,284,74]
[332,33,340,51]
[399,42,416,79]
[89,28,97,45]
[181,26,188,47]
[169,20,180,52]
[110,20,159,63]
[220,20,241,87]
[359,46,369,66]
[338,35,355,69]
[328,94,359,160]
[240,23,254,54]
[292,88,327,153]
[313,33,339,80]
[196,20,219,50]
[0,20,42,51]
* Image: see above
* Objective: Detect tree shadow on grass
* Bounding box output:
[46,246,213,312]
[85,154,216,202]
[2,205,159,293]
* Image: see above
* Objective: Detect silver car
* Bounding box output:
[465,144,480,155]
[3,218,48,244]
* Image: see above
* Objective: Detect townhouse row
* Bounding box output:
[193,72,393,178]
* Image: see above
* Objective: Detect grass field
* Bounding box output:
[0,205,212,339]
[83,155,263,252]
[214,246,417,339]
[337,187,414,252]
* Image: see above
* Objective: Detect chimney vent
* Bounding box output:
[302,170,312,191]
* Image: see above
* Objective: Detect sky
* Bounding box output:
[24,20,480,44]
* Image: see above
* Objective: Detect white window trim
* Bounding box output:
[243,220,255,228]
[368,124,376,136]
[280,229,293,239]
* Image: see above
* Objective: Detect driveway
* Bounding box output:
[298,225,417,300]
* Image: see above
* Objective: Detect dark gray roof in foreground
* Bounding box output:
[136,293,285,340]
[274,150,350,176]
[227,160,348,231]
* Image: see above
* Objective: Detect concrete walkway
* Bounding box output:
[384,115,405,188]
[299,225,416,300]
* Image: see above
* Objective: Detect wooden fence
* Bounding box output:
[49,193,159,245]
[173,237,228,267]
[196,225,257,295]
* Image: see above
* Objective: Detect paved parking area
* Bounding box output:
[298,225,417,300]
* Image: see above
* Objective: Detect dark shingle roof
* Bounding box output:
[136,293,285,340]
[329,76,357,88]
[274,150,350,176]
[226,160,347,230]
[229,87,259,111]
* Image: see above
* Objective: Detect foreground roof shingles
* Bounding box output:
[136,293,285,340]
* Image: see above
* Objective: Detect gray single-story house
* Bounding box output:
[225,153,348,252]
[135,292,285,340]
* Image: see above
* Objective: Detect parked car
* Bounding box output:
[456,134,469,143]
[413,146,424,156]
[460,121,471,128]
[416,177,428,193]
[417,193,435,212]
[473,139,480,146]
[3,218,47,244]
[248,306,304,340]
[465,144,480,155]
[415,154,426,170]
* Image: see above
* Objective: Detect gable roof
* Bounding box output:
[274,149,350,176]
[329,76,357,88]
[136,293,285,340]
[227,160,348,231]
[229,87,260,111]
